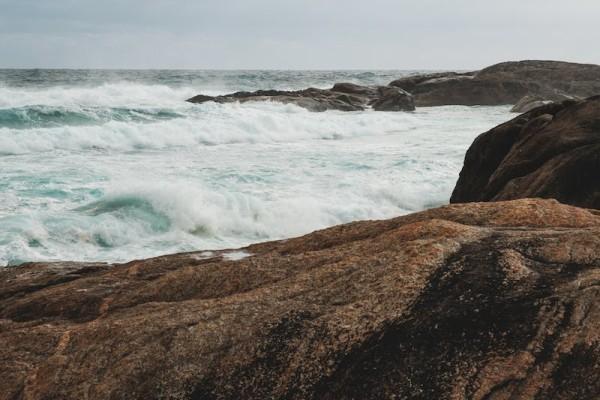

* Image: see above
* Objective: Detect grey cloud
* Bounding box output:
[0,0,598,69]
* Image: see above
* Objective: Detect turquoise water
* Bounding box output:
[0,70,512,266]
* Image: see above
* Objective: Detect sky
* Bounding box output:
[0,0,599,70]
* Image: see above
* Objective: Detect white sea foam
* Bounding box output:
[0,79,513,266]
[0,100,507,155]
[222,251,252,261]
[0,83,197,109]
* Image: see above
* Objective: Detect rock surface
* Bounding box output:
[390,60,600,107]
[510,95,554,113]
[2,198,600,399]
[510,92,581,113]
[187,83,415,112]
[187,61,600,110]
[451,96,600,209]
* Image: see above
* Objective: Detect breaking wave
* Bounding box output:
[0,73,512,266]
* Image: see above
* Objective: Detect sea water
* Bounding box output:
[0,70,512,266]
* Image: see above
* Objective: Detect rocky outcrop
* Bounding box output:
[510,95,553,113]
[187,83,415,112]
[2,198,600,400]
[390,60,600,107]
[388,71,475,93]
[510,93,581,113]
[451,96,600,209]
[187,61,599,110]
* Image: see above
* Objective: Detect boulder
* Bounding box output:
[187,83,415,112]
[370,86,416,111]
[389,60,600,107]
[511,92,581,113]
[389,71,476,93]
[477,60,600,95]
[1,198,599,399]
[510,95,553,113]
[451,96,600,209]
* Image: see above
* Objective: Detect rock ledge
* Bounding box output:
[1,198,599,399]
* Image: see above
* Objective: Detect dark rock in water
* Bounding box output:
[477,60,600,92]
[451,96,600,209]
[187,83,415,112]
[408,76,535,106]
[188,61,600,110]
[390,60,600,107]
[331,82,378,96]
[186,94,215,104]
[1,198,600,399]
[389,71,476,93]
[371,86,417,111]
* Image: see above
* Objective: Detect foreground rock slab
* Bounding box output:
[390,60,600,107]
[1,199,599,399]
[187,82,415,112]
[451,96,600,209]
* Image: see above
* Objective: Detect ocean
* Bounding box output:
[0,69,512,266]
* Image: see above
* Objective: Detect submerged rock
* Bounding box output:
[451,96,600,209]
[187,83,415,112]
[1,198,599,399]
[390,60,600,107]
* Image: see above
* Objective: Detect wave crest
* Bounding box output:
[0,105,184,129]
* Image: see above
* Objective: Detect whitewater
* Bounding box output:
[0,70,512,266]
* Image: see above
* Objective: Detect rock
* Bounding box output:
[511,92,581,113]
[330,82,378,96]
[187,83,415,112]
[410,76,535,106]
[371,86,416,111]
[185,94,214,104]
[389,60,600,107]
[510,95,553,113]
[389,71,476,92]
[477,60,600,94]
[1,198,599,399]
[451,96,600,209]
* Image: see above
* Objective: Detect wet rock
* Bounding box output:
[1,198,599,399]
[187,83,415,112]
[390,60,600,107]
[389,71,475,93]
[371,86,416,111]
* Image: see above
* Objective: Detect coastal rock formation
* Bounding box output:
[187,61,600,110]
[510,92,581,113]
[451,96,600,209]
[390,60,600,107]
[510,95,553,113]
[187,83,415,112]
[2,198,600,399]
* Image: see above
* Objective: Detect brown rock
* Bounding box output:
[390,60,600,107]
[370,86,417,111]
[510,95,553,113]
[451,96,600,209]
[511,92,581,113]
[1,198,599,399]
[389,71,475,93]
[186,83,415,112]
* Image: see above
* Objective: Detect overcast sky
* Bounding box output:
[1,0,598,69]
